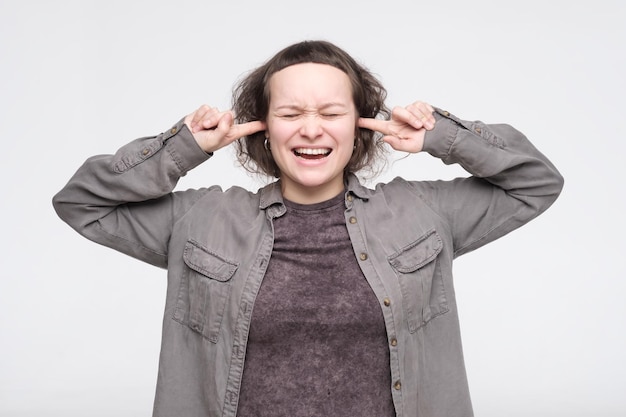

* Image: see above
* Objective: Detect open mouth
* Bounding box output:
[293,148,332,160]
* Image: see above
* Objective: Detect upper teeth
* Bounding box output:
[294,148,330,155]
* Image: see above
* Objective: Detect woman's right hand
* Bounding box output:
[184,105,266,153]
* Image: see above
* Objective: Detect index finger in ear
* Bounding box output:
[358,117,389,134]
[231,120,267,139]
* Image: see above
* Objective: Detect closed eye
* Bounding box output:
[321,113,346,120]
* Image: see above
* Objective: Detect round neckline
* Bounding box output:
[283,190,346,212]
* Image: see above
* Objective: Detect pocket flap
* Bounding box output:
[183,240,238,282]
[388,230,442,273]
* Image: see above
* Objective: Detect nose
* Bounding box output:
[298,114,323,139]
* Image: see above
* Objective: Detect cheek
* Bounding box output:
[267,119,296,141]
[328,120,357,141]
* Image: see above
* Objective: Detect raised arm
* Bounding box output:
[52,107,265,267]
[360,102,564,257]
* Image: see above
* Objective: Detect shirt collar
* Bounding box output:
[258,173,373,213]
[259,181,284,210]
[345,173,372,201]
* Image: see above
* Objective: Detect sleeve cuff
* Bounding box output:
[163,118,213,174]
[421,107,459,162]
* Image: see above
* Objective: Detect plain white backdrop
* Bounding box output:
[1,0,624,416]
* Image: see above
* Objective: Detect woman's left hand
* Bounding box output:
[358,101,436,153]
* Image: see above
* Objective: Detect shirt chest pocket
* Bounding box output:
[173,240,238,343]
[388,229,449,333]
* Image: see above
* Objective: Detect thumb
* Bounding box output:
[383,133,425,153]
[214,112,234,136]
[382,135,402,150]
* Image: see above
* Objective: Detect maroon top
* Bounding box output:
[236,192,395,417]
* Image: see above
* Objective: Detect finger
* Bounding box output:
[382,134,417,153]
[230,120,267,139]
[198,110,229,133]
[189,105,219,132]
[185,107,203,131]
[382,135,402,149]
[358,117,390,134]
[208,112,234,142]
[406,103,435,130]
[408,101,433,113]
[392,106,425,130]
[190,105,211,129]
[382,132,424,153]
[412,102,436,128]
[191,112,235,153]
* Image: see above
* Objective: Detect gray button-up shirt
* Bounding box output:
[53,108,563,417]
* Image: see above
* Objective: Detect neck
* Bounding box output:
[280,180,344,204]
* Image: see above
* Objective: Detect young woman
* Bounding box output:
[53,40,563,417]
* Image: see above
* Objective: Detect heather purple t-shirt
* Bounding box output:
[237,192,395,417]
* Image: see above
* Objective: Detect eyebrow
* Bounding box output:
[273,102,349,111]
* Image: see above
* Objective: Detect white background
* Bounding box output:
[1,0,624,416]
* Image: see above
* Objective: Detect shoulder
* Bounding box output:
[363,176,429,199]
[347,175,436,211]
[187,181,279,214]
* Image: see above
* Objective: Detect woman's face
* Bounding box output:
[266,63,357,204]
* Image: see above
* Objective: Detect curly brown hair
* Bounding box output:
[232,40,390,178]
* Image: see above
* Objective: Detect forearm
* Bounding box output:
[419,108,564,256]
[424,108,563,204]
[52,119,212,266]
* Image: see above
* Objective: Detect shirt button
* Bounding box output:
[474,127,482,134]
[359,253,368,261]
[394,381,402,390]
[170,127,178,134]
[141,148,150,156]
[443,110,450,116]
[347,195,353,202]
[349,216,357,224]
[383,297,391,307]
[390,338,398,347]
